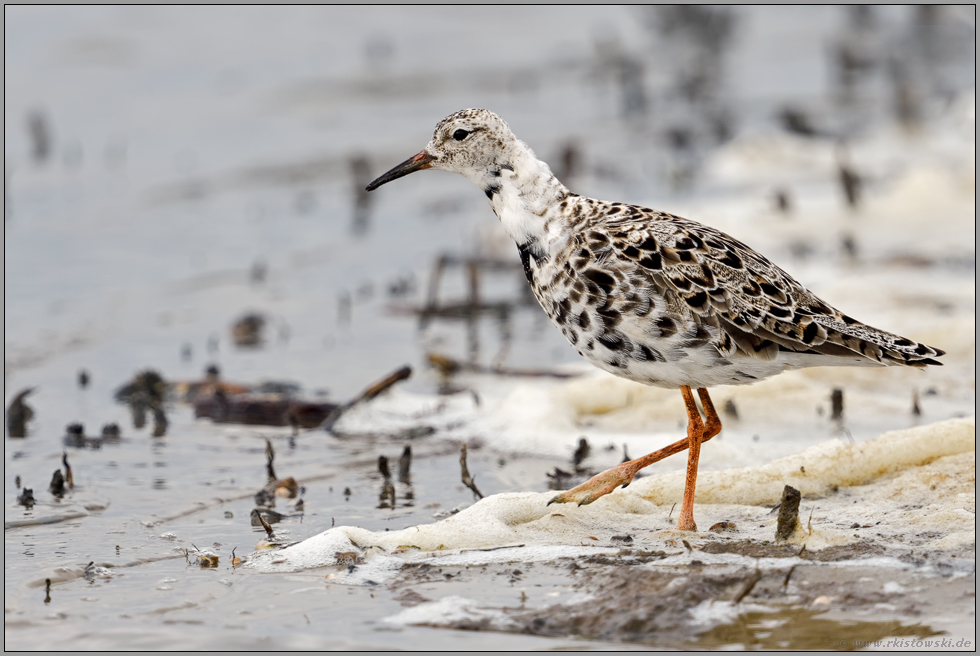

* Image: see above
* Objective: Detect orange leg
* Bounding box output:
[548,386,722,513]
[675,387,701,530]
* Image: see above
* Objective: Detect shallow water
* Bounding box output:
[5,6,975,650]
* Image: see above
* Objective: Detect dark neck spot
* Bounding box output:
[517,239,546,284]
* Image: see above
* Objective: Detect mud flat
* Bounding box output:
[246,416,976,648]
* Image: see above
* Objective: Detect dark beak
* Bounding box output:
[365,150,436,191]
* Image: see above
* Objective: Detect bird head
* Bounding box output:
[366,108,517,191]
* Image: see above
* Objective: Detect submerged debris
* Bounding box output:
[398,445,412,483]
[251,509,275,537]
[231,312,267,348]
[64,423,103,449]
[265,438,277,481]
[27,109,52,163]
[378,455,396,509]
[174,365,250,403]
[151,405,168,437]
[275,477,300,498]
[185,370,325,428]
[349,154,373,235]
[49,470,67,497]
[779,106,819,137]
[251,508,286,526]
[774,189,792,214]
[836,149,862,210]
[255,488,275,508]
[459,444,483,500]
[6,388,36,438]
[250,509,286,550]
[190,543,220,568]
[572,437,591,469]
[195,393,336,428]
[254,439,303,510]
[546,467,575,490]
[115,369,167,405]
[17,487,35,508]
[775,485,802,542]
[830,388,844,421]
[115,370,168,431]
[63,451,76,487]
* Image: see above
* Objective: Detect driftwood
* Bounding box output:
[320,365,412,432]
[194,394,336,428]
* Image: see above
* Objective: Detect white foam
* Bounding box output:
[248,417,975,579]
[688,600,773,627]
[383,595,519,630]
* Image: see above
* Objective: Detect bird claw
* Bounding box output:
[547,464,637,507]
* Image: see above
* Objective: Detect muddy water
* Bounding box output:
[6,6,975,650]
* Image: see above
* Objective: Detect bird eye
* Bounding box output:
[452,129,469,141]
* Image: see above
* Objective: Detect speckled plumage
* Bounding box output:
[369,108,943,389]
[366,108,944,530]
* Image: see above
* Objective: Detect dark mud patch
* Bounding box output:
[509,567,751,645]
[700,539,885,561]
[580,549,672,566]
[701,540,800,558]
[803,542,886,562]
[387,555,974,649]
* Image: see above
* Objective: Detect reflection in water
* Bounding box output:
[397,445,412,484]
[349,155,373,236]
[694,607,942,651]
[26,109,52,164]
[377,455,395,509]
[414,254,527,368]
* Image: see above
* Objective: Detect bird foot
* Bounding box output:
[676,516,698,532]
[547,462,639,507]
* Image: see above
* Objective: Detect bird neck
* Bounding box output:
[485,141,572,259]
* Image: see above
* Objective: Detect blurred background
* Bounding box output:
[3,6,976,648]
[5,6,974,402]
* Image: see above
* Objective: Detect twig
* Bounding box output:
[398,445,412,483]
[460,444,483,499]
[321,366,412,432]
[462,544,525,553]
[732,569,762,604]
[265,438,277,481]
[426,352,579,379]
[251,509,275,538]
[782,565,797,588]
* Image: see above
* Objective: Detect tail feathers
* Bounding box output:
[719,312,944,368]
[812,315,944,367]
